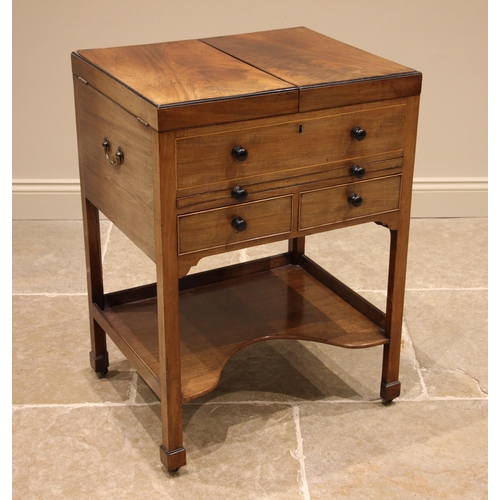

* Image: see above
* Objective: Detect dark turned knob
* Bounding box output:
[347,193,363,208]
[231,186,248,202]
[349,165,366,179]
[231,146,248,162]
[231,217,247,232]
[350,126,367,141]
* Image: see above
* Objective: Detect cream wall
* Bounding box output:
[12,0,487,218]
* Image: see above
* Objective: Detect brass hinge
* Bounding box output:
[136,116,149,127]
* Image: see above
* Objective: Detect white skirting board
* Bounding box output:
[410,177,487,218]
[12,180,83,220]
[12,177,488,220]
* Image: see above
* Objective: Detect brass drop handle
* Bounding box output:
[102,137,124,165]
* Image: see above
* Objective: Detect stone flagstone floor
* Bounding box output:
[12,218,487,499]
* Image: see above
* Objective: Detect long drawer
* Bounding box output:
[177,156,403,212]
[178,195,292,255]
[300,175,401,230]
[176,103,406,190]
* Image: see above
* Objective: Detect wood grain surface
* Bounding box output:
[176,103,407,190]
[203,27,415,86]
[74,39,299,130]
[202,27,422,109]
[300,175,401,229]
[73,28,422,469]
[178,195,292,255]
[104,264,388,402]
[74,76,156,260]
[72,28,421,129]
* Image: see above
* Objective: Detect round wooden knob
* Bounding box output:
[347,193,363,207]
[231,146,248,161]
[231,186,248,202]
[349,165,366,179]
[350,127,367,141]
[231,217,247,232]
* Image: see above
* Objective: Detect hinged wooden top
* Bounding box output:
[72,27,421,131]
[72,39,298,131]
[203,27,422,112]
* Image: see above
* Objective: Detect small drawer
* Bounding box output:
[176,102,406,191]
[178,196,292,255]
[300,176,401,230]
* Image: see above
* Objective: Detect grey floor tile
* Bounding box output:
[406,218,487,289]
[12,220,110,294]
[13,403,302,500]
[12,405,172,500]
[102,224,157,292]
[306,222,391,292]
[404,289,488,397]
[306,218,488,292]
[12,218,488,499]
[12,295,134,405]
[299,400,487,500]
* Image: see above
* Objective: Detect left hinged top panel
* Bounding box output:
[71,39,299,131]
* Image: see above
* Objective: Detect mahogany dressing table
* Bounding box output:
[71,27,421,471]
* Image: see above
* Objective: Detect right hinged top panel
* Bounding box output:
[202,27,422,111]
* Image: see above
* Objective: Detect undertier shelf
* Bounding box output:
[97,257,388,402]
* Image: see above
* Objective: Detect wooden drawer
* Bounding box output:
[177,156,403,212]
[176,103,406,190]
[178,196,292,255]
[300,176,401,230]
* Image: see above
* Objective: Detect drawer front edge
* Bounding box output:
[300,176,401,230]
[178,196,293,255]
